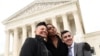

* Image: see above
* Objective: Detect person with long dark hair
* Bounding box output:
[46,24,68,56]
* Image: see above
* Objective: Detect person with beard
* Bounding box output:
[20,22,52,56]
[46,24,68,56]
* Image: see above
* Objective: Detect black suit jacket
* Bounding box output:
[20,35,52,56]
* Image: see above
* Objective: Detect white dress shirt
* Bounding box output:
[68,42,74,56]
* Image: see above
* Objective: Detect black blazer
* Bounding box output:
[20,35,52,56]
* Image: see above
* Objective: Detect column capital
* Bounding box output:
[5,29,9,32]
[51,15,57,19]
[31,22,36,27]
[61,13,67,16]
[72,10,78,14]
[5,29,11,33]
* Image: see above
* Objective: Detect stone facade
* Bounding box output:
[2,0,100,56]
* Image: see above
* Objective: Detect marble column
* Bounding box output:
[5,30,10,56]
[51,16,60,33]
[31,23,35,37]
[22,26,27,44]
[73,11,83,34]
[73,11,84,42]
[62,13,71,31]
[13,28,19,56]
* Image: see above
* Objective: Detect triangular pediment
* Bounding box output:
[34,0,69,3]
[3,0,70,24]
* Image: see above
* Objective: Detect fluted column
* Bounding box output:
[51,16,60,33]
[5,30,10,56]
[22,26,27,44]
[31,24,35,37]
[62,13,71,31]
[73,11,84,42]
[73,11,83,34]
[13,28,19,56]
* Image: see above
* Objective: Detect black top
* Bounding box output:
[46,35,68,56]
[20,35,52,56]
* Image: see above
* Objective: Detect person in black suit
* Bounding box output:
[46,24,68,56]
[61,30,92,56]
[20,22,52,56]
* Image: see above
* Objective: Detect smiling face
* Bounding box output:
[62,32,73,46]
[35,25,48,38]
[47,24,57,36]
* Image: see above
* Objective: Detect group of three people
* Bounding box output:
[20,22,92,56]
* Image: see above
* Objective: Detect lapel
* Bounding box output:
[74,43,78,56]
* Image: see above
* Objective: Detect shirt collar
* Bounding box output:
[35,35,45,42]
[68,42,74,48]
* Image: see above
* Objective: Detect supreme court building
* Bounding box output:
[2,0,100,56]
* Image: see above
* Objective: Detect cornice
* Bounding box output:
[2,1,69,24]
[2,0,77,25]
[84,31,100,38]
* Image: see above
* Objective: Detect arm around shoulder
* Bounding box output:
[83,42,91,51]
[83,42,92,56]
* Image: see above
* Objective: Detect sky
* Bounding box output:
[79,0,100,33]
[0,0,100,55]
